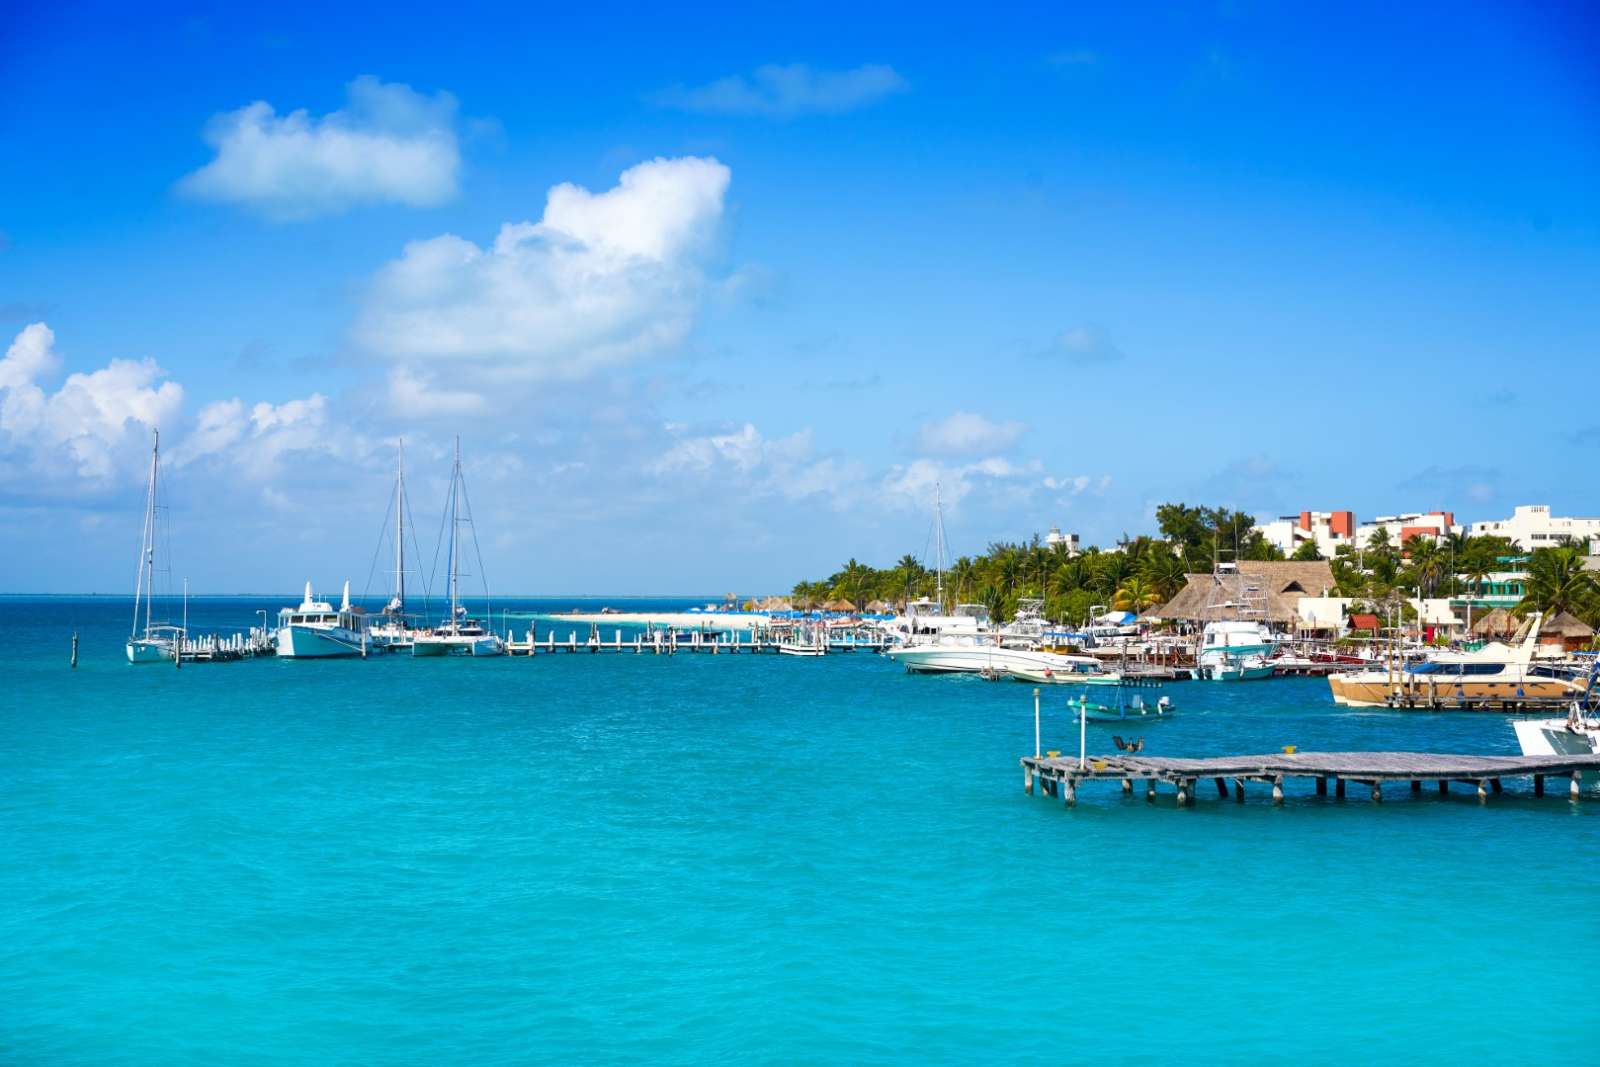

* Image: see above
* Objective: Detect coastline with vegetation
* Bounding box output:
[788,502,1600,634]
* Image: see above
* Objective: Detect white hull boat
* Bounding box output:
[777,642,826,657]
[127,430,180,664]
[275,581,368,659]
[885,640,1099,676]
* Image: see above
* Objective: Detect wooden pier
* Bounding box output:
[502,626,894,657]
[1022,750,1600,806]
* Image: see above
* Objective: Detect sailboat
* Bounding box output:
[412,437,505,657]
[127,429,181,663]
[367,440,424,651]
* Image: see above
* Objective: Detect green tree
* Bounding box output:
[1291,540,1323,561]
[1516,546,1600,623]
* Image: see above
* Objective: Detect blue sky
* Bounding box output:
[2,2,1597,594]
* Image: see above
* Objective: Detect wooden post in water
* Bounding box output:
[1234,778,1245,802]
[1145,779,1156,802]
[1272,776,1284,804]
[1214,777,1228,799]
[1335,777,1345,798]
[1534,774,1545,797]
[70,631,78,669]
[1063,777,1076,806]
[1024,764,1033,795]
[1370,780,1382,803]
[1573,771,1583,799]
[1316,776,1327,796]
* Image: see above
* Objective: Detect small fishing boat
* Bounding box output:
[1067,688,1176,724]
[777,642,826,657]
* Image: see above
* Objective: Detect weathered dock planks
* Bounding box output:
[1022,750,1600,806]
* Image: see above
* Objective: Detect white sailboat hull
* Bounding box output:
[412,633,505,657]
[126,638,174,664]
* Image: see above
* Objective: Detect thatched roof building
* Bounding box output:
[823,598,858,612]
[1470,608,1516,639]
[1539,610,1596,651]
[1150,561,1336,624]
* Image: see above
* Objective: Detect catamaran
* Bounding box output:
[412,437,505,657]
[127,429,181,663]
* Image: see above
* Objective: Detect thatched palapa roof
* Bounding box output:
[1470,608,1516,638]
[1150,561,1336,623]
[1541,610,1595,638]
[823,598,858,612]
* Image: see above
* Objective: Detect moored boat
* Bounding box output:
[275,581,368,658]
[127,429,178,664]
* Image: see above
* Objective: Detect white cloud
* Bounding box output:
[358,156,731,379]
[916,411,1025,456]
[177,75,461,220]
[654,63,908,118]
[386,366,488,418]
[648,422,867,509]
[0,323,184,484]
[0,323,345,496]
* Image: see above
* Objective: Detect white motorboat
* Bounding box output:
[1328,614,1580,707]
[885,637,1100,676]
[275,581,368,658]
[1512,658,1599,759]
[777,642,826,657]
[127,429,178,664]
[413,437,505,658]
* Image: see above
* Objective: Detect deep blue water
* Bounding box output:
[3,596,1596,1064]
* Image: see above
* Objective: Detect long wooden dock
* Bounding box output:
[1022,750,1600,805]
[502,627,894,656]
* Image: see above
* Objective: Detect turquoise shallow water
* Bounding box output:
[3,596,1597,1064]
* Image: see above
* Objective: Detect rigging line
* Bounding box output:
[457,472,491,606]
[427,468,452,618]
[405,485,432,614]
[361,480,398,604]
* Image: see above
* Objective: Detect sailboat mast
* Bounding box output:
[933,481,945,612]
[449,436,460,627]
[394,439,405,613]
[133,430,160,638]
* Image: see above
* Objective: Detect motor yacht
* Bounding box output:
[275,581,368,658]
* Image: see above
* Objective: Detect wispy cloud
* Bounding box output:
[1397,464,1500,504]
[1037,325,1126,365]
[653,63,908,118]
[916,411,1025,456]
[177,76,462,220]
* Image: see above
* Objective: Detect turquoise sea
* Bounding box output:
[3,595,1596,1064]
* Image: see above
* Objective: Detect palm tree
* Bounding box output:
[1517,546,1600,622]
[1112,577,1160,614]
[1137,547,1187,602]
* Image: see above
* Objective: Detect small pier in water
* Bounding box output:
[1022,750,1600,806]
[503,625,894,656]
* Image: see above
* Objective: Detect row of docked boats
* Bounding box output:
[126,433,506,663]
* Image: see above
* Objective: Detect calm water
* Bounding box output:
[3,596,1596,1064]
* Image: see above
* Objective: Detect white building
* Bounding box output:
[1044,526,1080,556]
[1356,511,1462,548]
[1470,505,1600,553]
[1254,510,1356,558]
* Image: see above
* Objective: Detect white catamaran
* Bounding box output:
[413,437,505,657]
[127,429,181,663]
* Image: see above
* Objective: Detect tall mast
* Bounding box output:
[133,429,159,638]
[394,439,405,613]
[933,481,945,611]
[449,435,460,627]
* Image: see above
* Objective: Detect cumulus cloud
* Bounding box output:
[654,63,908,118]
[177,75,461,220]
[386,366,489,418]
[916,411,1025,456]
[358,156,731,380]
[0,323,344,497]
[0,323,183,484]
